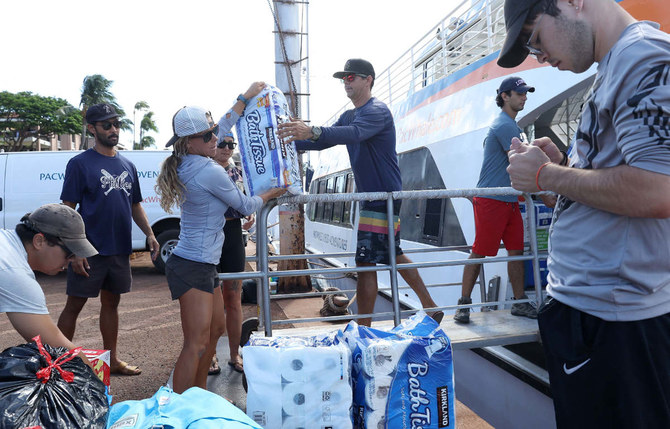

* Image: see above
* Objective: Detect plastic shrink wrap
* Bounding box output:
[236,85,302,197]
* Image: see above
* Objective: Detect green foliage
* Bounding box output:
[135,110,159,150]
[139,135,156,149]
[80,74,116,109]
[0,91,82,151]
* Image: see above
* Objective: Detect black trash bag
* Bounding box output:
[0,335,109,429]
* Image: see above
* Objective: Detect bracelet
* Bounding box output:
[560,150,568,166]
[535,162,552,191]
[236,94,249,105]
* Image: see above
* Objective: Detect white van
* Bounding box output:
[0,150,180,273]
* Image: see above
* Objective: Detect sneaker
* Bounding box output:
[453,297,472,324]
[511,295,538,319]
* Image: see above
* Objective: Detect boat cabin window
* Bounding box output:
[398,147,466,247]
[314,180,327,221]
[307,171,354,228]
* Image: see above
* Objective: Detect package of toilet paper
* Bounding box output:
[236,85,303,197]
[244,334,353,429]
[337,312,456,429]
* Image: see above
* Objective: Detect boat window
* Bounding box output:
[332,175,346,224]
[423,198,443,240]
[322,177,335,222]
[342,173,355,226]
[398,147,466,247]
[315,180,327,221]
[307,180,318,221]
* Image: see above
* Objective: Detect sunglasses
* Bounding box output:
[97,120,122,130]
[525,13,546,57]
[341,73,368,83]
[57,241,75,259]
[217,141,237,149]
[191,124,219,143]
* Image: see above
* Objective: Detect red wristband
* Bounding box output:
[535,161,552,191]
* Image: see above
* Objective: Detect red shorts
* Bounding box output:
[471,197,523,256]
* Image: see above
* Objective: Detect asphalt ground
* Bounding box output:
[0,250,491,428]
[0,251,288,405]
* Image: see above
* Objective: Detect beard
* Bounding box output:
[96,133,119,147]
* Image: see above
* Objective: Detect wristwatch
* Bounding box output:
[311,126,322,141]
[237,94,249,105]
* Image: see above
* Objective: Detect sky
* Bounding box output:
[2,0,462,149]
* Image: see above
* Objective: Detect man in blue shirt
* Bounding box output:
[454,77,539,323]
[278,59,442,326]
[57,104,159,376]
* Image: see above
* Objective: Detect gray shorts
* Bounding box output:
[66,254,132,298]
[165,254,219,300]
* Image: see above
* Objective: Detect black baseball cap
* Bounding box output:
[497,76,535,94]
[497,0,543,68]
[333,59,376,79]
[85,103,119,123]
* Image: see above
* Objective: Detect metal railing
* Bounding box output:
[325,0,505,125]
[217,187,548,337]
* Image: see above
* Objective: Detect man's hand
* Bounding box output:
[70,257,90,278]
[147,235,160,261]
[531,136,563,164]
[243,82,266,101]
[507,137,551,192]
[277,118,312,143]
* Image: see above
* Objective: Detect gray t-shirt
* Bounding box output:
[0,229,49,314]
[477,110,521,202]
[548,21,670,321]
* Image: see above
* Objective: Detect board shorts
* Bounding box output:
[471,197,523,256]
[355,201,403,265]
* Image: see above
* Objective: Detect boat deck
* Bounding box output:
[269,308,540,350]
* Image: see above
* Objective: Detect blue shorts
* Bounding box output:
[66,254,131,298]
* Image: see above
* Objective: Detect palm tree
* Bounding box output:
[79,74,131,149]
[139,135,156,150]
[133,101,150,147]
[137,111,158,150]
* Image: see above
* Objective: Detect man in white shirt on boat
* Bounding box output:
[453,76,539,324]
[499,0,670,427]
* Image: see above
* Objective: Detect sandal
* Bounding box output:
[228,358,244,373]
[209,356,221,375]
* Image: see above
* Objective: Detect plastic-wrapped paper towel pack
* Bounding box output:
[338,311,456,429]
[244,334,353,429]
[236,85,302,197]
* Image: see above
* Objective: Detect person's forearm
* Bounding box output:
[540,164,670,218]
[131,204,155,238]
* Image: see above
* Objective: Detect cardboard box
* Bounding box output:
[82,349,110,387]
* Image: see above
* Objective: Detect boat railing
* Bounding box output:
[217,187,548,337]
[324,0,505,126]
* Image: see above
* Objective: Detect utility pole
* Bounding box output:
[273,0,311,293]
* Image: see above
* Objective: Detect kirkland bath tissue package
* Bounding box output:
[244,334,353,429]
[236,85,302,197]
[338,312,456,429]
